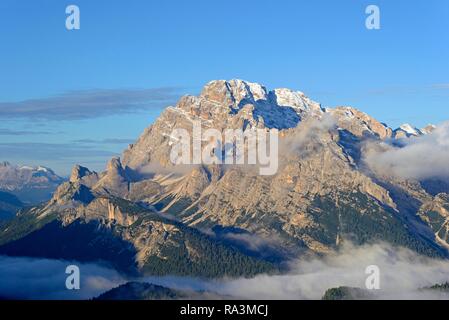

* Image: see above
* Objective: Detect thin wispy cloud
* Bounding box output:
[0,88,180,120]
[72,138,135,145]
[0,142,117,161]
[431,84,449,90]
[0,128,54,136]
[366,84,449,96]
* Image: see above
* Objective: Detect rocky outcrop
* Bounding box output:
[328,106,393,139]
[93,157,130,197]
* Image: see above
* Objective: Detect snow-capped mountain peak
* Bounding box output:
[399,123,421,136]
[0,162,63,192]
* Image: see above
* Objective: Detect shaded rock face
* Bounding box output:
[0,191,23,220]
[0,79,447,277]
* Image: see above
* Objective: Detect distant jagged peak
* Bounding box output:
[31,165,56,175]
[399,123,421,136]
[420,124,437,135]
[0,162,57,176]
[0,161,64,203]
[0,161,61,178]
[392,123,433,138]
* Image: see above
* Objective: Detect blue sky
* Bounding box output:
[0,0,448,175]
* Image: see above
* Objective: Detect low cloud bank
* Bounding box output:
[364,122,449,180]
[145,243,449,300]
[1,243,449,300]
[0,88,179,121]
[0,256,124,300]
[282,114,337,153]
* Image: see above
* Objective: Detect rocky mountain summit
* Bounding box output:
[0,79,447,277]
